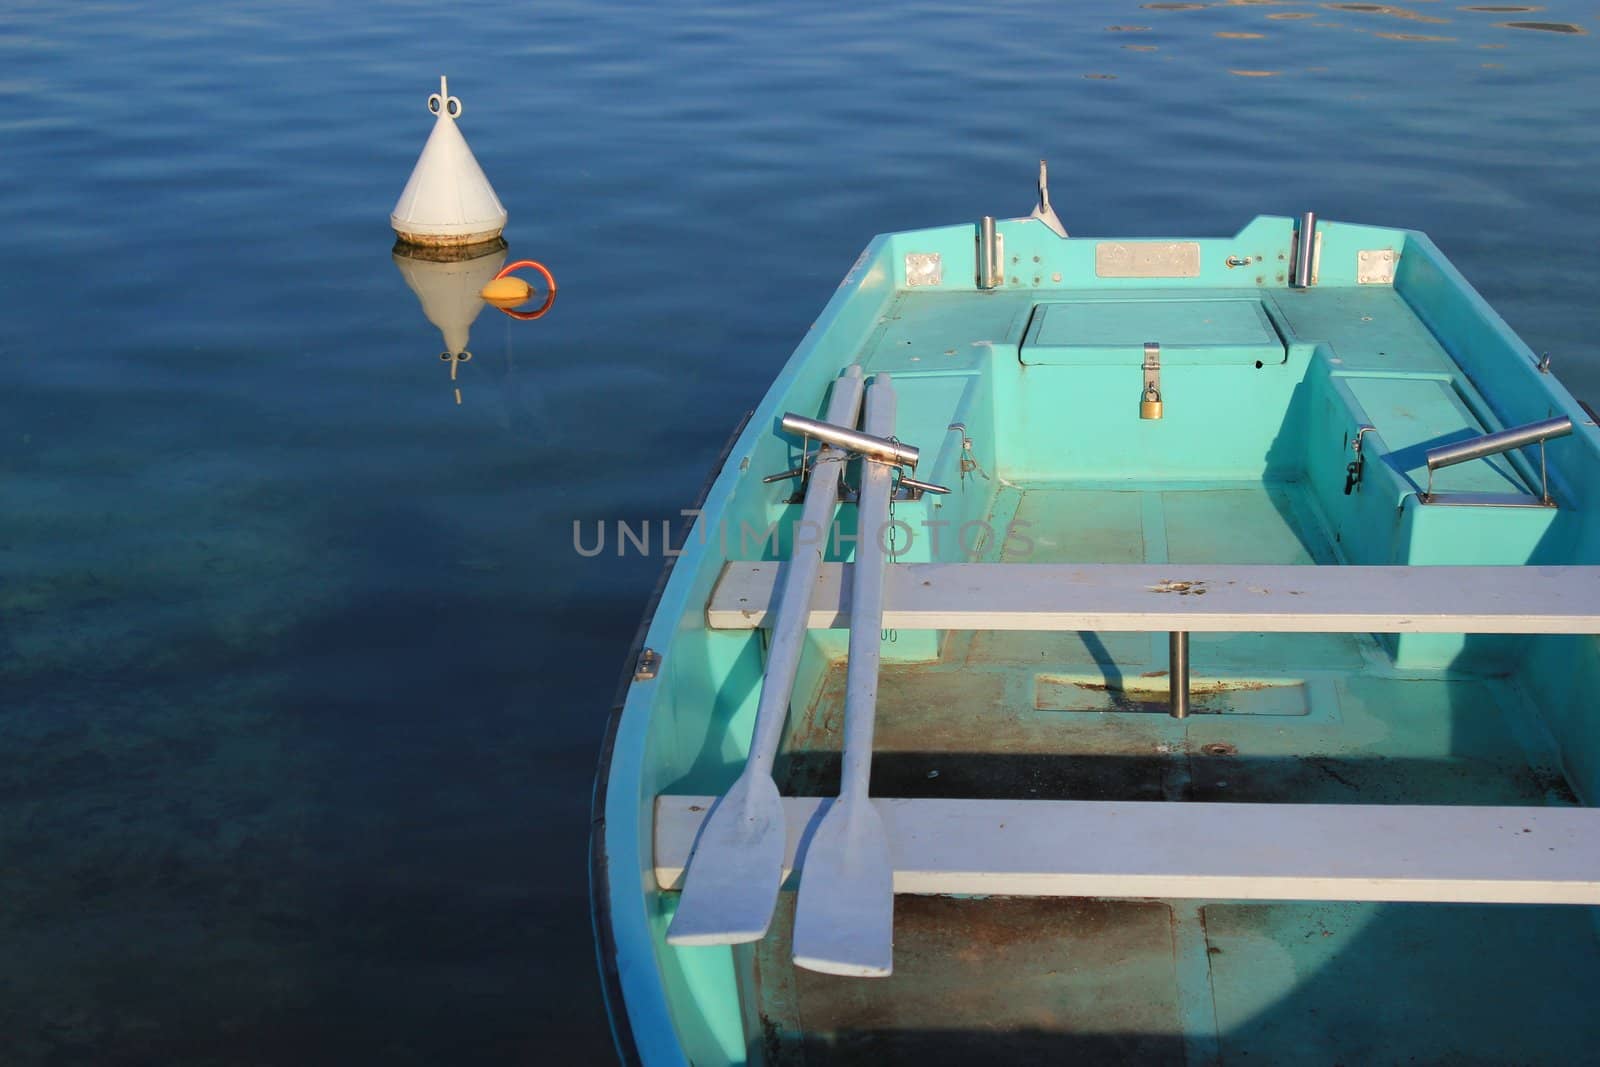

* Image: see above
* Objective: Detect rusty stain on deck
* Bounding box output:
[756,895,1185,1065]
[749,578,1592,1059]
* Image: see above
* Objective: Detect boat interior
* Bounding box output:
[611,215,1600,1064]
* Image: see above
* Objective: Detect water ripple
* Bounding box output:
[2,0,1598,1061]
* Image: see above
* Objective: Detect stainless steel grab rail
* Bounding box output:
[1423,415,1572,505]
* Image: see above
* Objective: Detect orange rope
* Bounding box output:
[495,259,556,291]
[495,287,557,321]
[491,259,558,320]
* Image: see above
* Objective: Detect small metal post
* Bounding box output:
[978,216,1000,290]
[1291,211,1317,289]
[1540,438,1550,505]
[1169,631,1190,719]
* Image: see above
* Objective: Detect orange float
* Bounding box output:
[490,259,557,320]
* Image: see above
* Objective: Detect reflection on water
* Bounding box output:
[393,240,506,404]
[2,0,1597,1061]
[392,240,555,407]
[1500,19,1585,32]
[1092,0,1590,79]
[393,241,506,353]
[1324,3,1448,23]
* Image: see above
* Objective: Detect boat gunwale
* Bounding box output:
[591,410,753,1066]
[598,230,902,1063]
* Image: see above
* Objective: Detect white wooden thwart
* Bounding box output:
[706,562,1600,634]
[655,795,1600,906]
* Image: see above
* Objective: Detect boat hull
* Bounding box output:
[593,214,1600,1063]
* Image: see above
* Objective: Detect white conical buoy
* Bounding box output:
[391,76,508,248]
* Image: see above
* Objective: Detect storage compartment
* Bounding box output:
[1020,297,1287,366]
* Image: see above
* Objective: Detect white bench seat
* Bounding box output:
[706,562,1600,634]
[655,795,1600,906]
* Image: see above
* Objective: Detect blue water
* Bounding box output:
[2,1,1596,1061]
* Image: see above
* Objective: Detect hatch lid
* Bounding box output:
[1020,297,1286,366]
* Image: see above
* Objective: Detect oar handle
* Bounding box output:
[745,366,866,778]
[840,374,896,798]
[788,373,900,978]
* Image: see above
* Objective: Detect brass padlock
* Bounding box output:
[1140,383,1163,420]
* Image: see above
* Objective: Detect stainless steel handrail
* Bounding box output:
[1424,415,1572,504]
[1425,416,1572,471]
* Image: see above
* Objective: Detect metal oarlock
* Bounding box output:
[780,413,923,471]
[773,411,949,499]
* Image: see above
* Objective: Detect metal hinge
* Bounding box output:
[634,648,661,681]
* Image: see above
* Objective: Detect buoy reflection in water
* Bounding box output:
[392,239,555,407]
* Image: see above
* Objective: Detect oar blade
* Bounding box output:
[665,774,786,946]
[791,798,894,977]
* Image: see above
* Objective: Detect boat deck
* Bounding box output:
[758,483,1596,1064]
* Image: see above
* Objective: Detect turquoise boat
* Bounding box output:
[591,173,1600,1064]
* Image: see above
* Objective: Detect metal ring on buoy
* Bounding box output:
[428,93,463,117]
[492,260,558,320]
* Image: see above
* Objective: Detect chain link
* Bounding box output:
[887,469,899,559]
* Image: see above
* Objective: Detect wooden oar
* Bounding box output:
[791,373,897,977]
[666,366,866,946]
